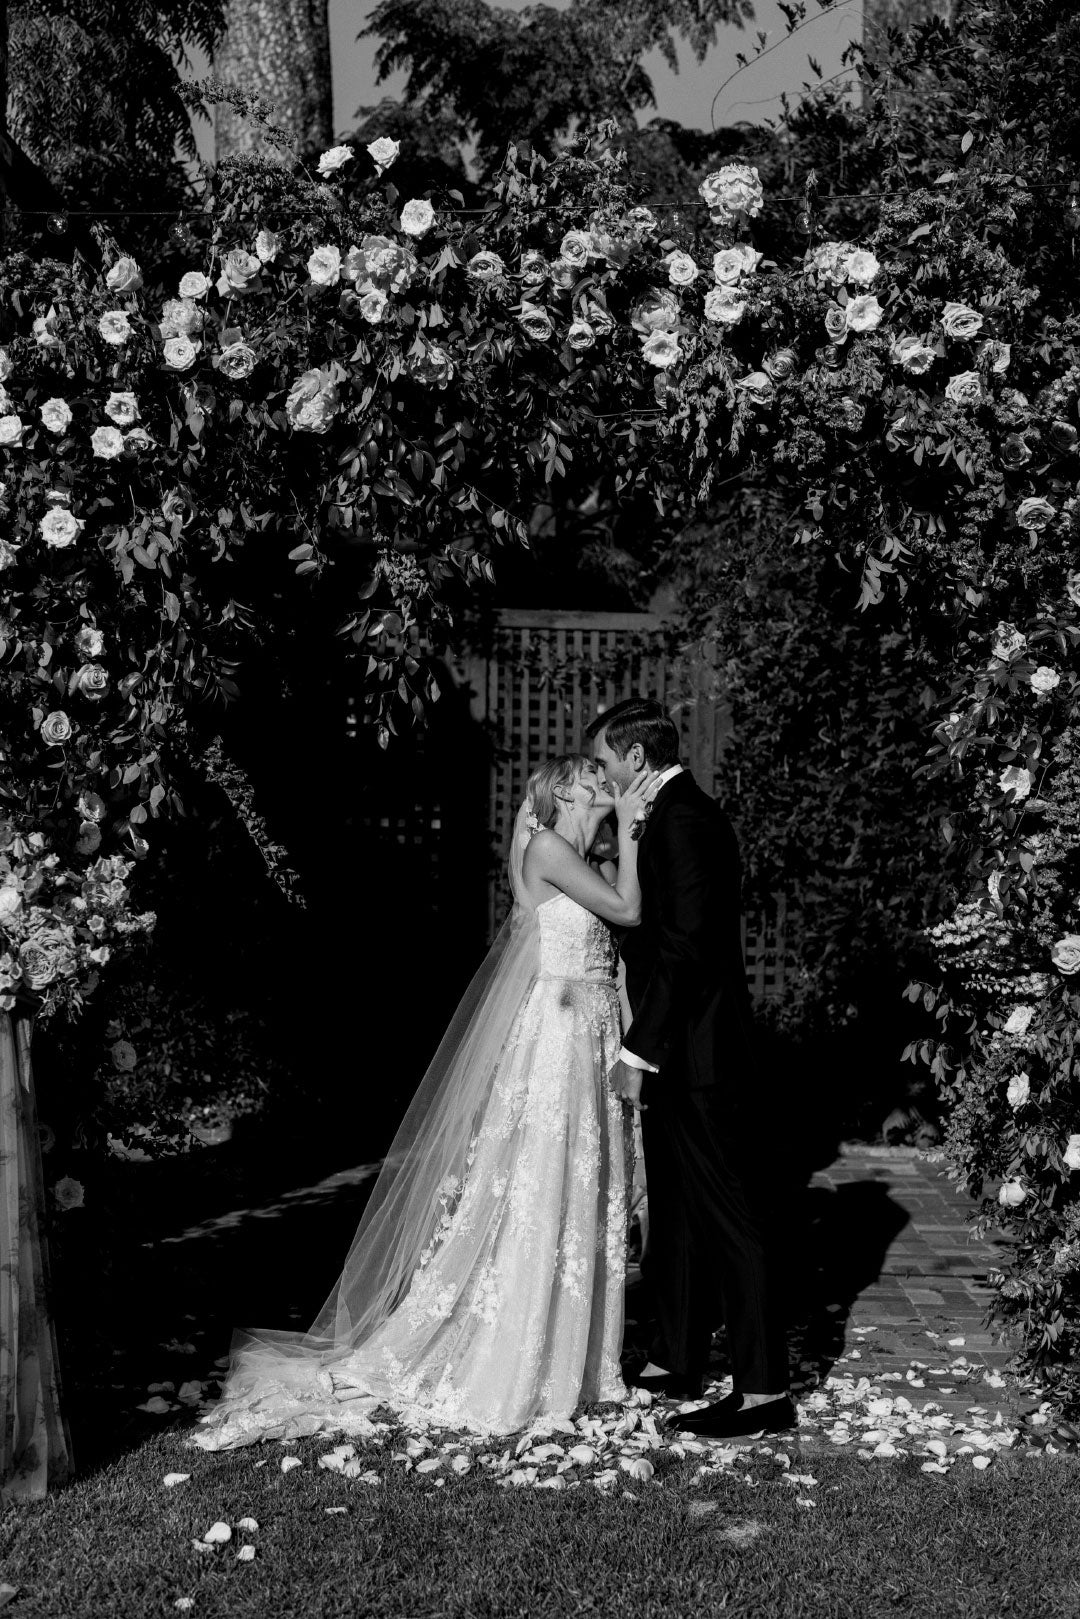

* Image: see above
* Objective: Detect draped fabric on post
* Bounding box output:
[0,1012,72,1499]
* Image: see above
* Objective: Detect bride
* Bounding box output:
[192,753,657,1447]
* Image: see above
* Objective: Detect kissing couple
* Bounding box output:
[194,698,791,1450]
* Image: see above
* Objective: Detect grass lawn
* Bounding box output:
[2,1429,1079,1619]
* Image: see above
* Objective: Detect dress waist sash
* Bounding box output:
[536,971,618,987]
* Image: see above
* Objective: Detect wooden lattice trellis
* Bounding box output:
[454,609,790,999]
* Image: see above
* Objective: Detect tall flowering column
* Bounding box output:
[0,1011,72,1499]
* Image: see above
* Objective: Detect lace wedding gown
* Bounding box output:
[193,892,632,1447]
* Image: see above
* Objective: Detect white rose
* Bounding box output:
[399,199,435,238]
[159,297,202,338]
[890,334,935,374]
[162,337,198,371]
[640,330,682,369]
[307,245,342,287]
[254,230,281,264]
[941,301,984,339]
[39,507,84,548]
[804,241,852,283]
[0,350,11,381]
[845,294,883,334]
[467,250,507,281]
[997,1180,1027,1208]
[703,286,746,326]
[216,343,257,381]
[1016,497,1056,532]
[998,765,1032,800]
[1006,1073,1030,1109]
[70,662,108,700]
[518,304,555,342]
[0,416,24,448]
[104,391,139,426]
[1051,934,1080,976]
[712,245,760,285]
[559,231,593,270]
[567,320,596,352]
[631,290,680,334]
[698,163,763,222]
[945,370,983,405]
[0,882,21,925]
[317,144,354,177]
[91,425,125,459]
[366,137,401,173]
[1064,1135,1080,1172]
[216,248,262,295]
[178,271,210,300]
[1003,1005,1034,1037]
[1066,571,1080,609]
[1030,666,1060,696]
[39,710,73,746]
[359,289,388,324]
[40,398,72,434]
[844,248,880,286]
[664,251,698,287]
[0,538,17,571]
[106,256,142,294]
[98,311,132,346]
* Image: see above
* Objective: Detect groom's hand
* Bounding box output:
[611,1061,646,1110]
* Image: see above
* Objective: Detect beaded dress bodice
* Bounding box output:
[536,893,618,983]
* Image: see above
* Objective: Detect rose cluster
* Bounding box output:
[0,825,155,1022]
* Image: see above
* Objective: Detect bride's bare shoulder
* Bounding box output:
[522,828,568,876]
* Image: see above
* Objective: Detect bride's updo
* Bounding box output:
[526,754,590,830]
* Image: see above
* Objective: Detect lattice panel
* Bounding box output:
[452,610,788,999]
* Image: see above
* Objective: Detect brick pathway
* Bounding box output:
[788,1143,1025,1433]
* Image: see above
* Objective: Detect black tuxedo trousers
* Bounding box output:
[621,772,788,1396]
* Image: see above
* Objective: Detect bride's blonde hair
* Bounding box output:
[526,753,591,829]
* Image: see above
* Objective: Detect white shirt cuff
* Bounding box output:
[619,1045,659,1073]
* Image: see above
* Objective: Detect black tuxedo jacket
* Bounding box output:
[621,770,755,1088]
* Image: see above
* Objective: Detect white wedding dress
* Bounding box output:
[193,889,632,1448]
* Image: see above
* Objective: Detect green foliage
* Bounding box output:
[363,0,753,171]
[7,0,225,233]
[2,0,1079,1395]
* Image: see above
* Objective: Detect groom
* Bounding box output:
[586,698,792,1438]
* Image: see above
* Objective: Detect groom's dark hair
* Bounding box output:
[585,698,680,769]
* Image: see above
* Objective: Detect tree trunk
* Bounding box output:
[213,0,332,162]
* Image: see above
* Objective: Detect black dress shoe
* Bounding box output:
[673,1393,796,1439]
[630,1369,704,1400]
